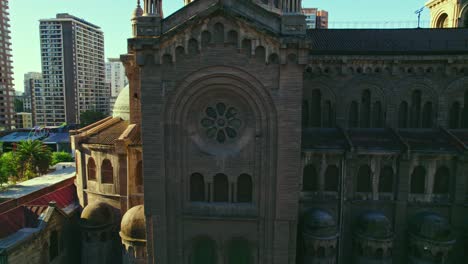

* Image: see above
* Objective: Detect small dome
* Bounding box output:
[120,205,146,241]
[409,212,453,242]
[132,5,144,18]
[356,211,393,239]
[81,202,115,228]
[113,85,130,121]
[303,208,337,237]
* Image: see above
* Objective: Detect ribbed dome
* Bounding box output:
[120,205,146,241]
[113,85,130,121]
[303,208,337,237]
[409,212,453,242]
[80,202,115,228]
[356,211,393,239]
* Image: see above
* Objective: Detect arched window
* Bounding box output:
[311,89,322,127]
[302,101,309,127]
[422,102,433,128]
[213,174,229,202]
[303,165,318,191]
[372,101,383,128]
[49,230,59,261]
[349,101,359,128]
[237,174,253,203]
[360,90,371,128]
[242,39,251,56]
[410,166,426,194]
[190,173,205,202]
[398,101,408,128]
[201,31,211,48]
[449,102,461,129]
[357,165,372,193]
[433,167,450,194]
[135,161,143,187]
[87,157,96,181]
[436,13,449,28]
[323,100,334,128]
[227,30,238,45]
[213,23,224,43]
[254,46,265,62]
[269,53,279,64]
[188,39,199,55]
[378,166,394,193]
[193,238,217,264]
[228,239,252,264]
[101,159,113,184]
[324,165,339,192]
[410,90,421,128]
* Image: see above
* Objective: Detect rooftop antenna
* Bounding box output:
[415,7,425,28]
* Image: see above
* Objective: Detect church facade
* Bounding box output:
[71,0,468,263]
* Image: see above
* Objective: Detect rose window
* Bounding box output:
[201,102,242,143]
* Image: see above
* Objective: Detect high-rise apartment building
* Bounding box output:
[302,8,329,29]
[0,0,15,130]
[38,13,108,126]
[23,72,41,112]
[105,58,128,113]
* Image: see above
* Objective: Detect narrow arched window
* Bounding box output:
[422,102,433,128]
[433,167,450,194]
[372,101,383,128]
[237,174,253,203]
[378,166,394,193]
[410,166,426,194]
[302,100,309,127]
[410,90,421,128]
[201,31,211,48]
[213,23,224,43]
[303,165,318,191]
[190,173,205,202]
[193,238,217,264]
[436,13,449,28]
[254,46,265,62]
[349,101,359,128]
[49,230,59,261]
[135,161,143,187]
[269,53,279,64]
[227,30,238,45]
[323,100,334,128]
[87,157,96,181]
[360,90,371,128]
[228,239,252,264]
[324,165,339,192]
[311,89,322,127]
[188,39,199,55]
[357,165,372,193]
[449,102,461,129]
[398,101,408,128]
[242,39,251,56]
[101,159,113,184]
[214,174,229,202]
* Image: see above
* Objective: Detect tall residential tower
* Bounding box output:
[38,13,108,126]
[0,0,15,130]
[105,58,128,113]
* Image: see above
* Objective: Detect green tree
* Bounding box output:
[80,110,107,127]
[51,152,74,165]
[14,98,24,113]
[0,152,19,184]
[16,140,52,179]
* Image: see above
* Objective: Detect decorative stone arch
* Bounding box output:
[303,78,337,128]
[459,4,468,27]
[432,9,451,28]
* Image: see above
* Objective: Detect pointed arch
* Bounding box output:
[411,166,426,194]
[303,164,318,191]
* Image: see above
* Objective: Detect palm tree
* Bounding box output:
[16,140,52,179]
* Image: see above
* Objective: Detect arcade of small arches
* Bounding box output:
[190,173,253,203]
[86,157,143,188]
[302,86,468,129]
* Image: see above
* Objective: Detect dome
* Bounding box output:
[113,85,130,121]
[409,212,453,242]
[80,202,115,228]
[303,208,337,237]
[355,211,393,239]
[132,5,143,18]
[120,205,146,241]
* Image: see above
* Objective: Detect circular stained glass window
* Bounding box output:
[200,102,242,143]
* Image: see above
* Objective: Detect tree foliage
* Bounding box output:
[80,110,107,127]
[16,140,52,179]
[0,152,19,185]
[51,152,74,165]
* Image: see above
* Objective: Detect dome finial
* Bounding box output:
[132,0,144,18]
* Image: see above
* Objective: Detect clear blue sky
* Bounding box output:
[10,0,429,93]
